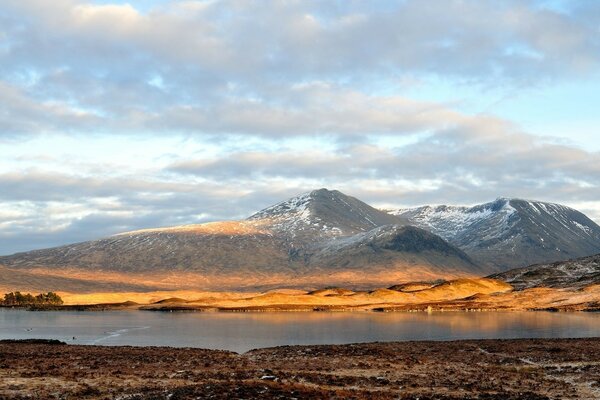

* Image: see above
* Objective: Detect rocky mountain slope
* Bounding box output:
[310,225,478,276]
[389,198,600,270]
[0,189,482,291]
[490,253,600,290]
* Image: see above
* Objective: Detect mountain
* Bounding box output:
[490,253,600,290]
[248,188,407,246]
[0,189,482,292]
[389,198,600,270]
[310,225,481,281]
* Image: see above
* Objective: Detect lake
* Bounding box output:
[1,309,600,353]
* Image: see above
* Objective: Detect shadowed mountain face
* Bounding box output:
[0,189,481,291]
[390,198,600,270]
[311,225,481,275]
[490,253,600,290]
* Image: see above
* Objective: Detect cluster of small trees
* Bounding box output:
[1,291,63,306]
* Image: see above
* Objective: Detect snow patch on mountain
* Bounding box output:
[317,224,401,253]
[247,191,345,241]
[573,221,592,234]
[389,198,517,241]
[388,197,600,270]
[249,192,313,222]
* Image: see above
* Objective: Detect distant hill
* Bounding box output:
[0,189,483,292]
[490,253,600,290]
[389,198,600,270]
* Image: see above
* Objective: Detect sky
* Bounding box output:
[1,0,600,254]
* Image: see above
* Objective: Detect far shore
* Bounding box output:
[4,276,600,312]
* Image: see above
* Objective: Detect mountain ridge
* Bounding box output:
[0,189,480,291]
[2,189,599,292]
[389,197,600,269]
[248,188,407,247]
[490,253,600,290]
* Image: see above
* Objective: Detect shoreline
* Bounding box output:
[3,302,599,313]
[4,335,600,352]
[2,337,600,398]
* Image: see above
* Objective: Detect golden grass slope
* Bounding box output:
[55,278,513,309]
[58,290,258,306]
[117,221,268,236]
[9,271,600,312]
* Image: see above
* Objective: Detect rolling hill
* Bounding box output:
[490,253,600,290]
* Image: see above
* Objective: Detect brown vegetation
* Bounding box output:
[1,338,600,399]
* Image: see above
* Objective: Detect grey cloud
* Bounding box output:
[0,171,274,222]
[4,0,596,80]
[0,212,181,254]
[0,169,319,253]
[0,82,101,135]
[166,128,600,208]
[170,151,352,180]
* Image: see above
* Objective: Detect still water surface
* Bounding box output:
[1,310,600,353]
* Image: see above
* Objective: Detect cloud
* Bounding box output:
[0,82,101,136]
[1,0,600,137]
[0,166,320,253]
[167,125,600,207]
[31,0,594,80]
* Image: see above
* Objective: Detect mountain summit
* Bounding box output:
[249,189,406,245]
[390,198,600,269]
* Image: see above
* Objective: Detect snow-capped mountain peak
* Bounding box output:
[388,198,600,270]
[248,188,405,244]
[389,198,516,240]
[248,191,313,222]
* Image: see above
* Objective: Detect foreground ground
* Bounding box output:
[1,338,600,399]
